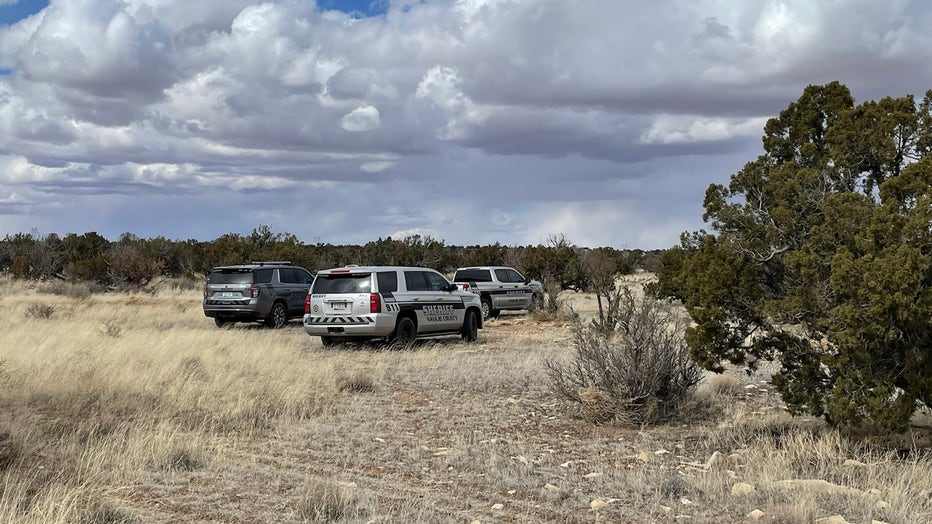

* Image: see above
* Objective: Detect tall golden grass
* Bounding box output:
[0,275,930,523]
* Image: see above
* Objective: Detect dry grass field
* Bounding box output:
[1,273,931,523]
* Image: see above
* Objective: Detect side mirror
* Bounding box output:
[445,283,458,292]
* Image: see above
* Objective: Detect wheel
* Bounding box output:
[214,318,228,328]
[266,302,288,329]
[460,310,478,342]
[392,316,417,346]
[480,297,493,321]
[320,336,336,347]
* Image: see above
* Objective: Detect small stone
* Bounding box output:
[469,520,481,524]
[874,500,891,510]
[748,509,765,520]
[731,482,756,495]
[815,516,850,524]
[514,455,529,465]
[726,470,737,479]
[506,490,516,495]
[491,503,504,510]
[871,520,892,524]
[583,472,603,479]
[543,483,559,491]
[843,459,866,467]
[559,461,573,468]
[679,497,693,505]
[705,451,723,469]
[655,449,671,455]
[590,498,611,510]
[636,452,651,463]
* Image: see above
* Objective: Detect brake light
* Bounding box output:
[370,293,380,313]
[461,283,469,292]
[250,284,260,298]
[305,294,311,314]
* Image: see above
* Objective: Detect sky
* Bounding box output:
[1,1,931,250]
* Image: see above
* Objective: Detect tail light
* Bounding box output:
[305,295,311,314]
[461,283,469,292]
[203,283,208,298]
[370,293,381,313]
[250,284,260,298]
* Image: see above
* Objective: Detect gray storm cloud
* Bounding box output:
[0,0,930,248]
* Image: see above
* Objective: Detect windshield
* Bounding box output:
[312,273,372,294]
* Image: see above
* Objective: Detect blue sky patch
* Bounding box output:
[0,0,48,26]
[0,0,388,27]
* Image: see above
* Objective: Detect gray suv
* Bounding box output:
[203,261,314,328]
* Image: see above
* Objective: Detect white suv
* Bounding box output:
[303,266,483,346]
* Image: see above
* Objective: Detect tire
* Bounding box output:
[266,301,288,329]
[460,310,478,342]
[480,297,493,321]
[392,316,417,346]
[214,317,228,328]
[320,336,336,347]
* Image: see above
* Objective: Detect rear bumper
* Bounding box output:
[203,299,264,320]
[303,313,396,337]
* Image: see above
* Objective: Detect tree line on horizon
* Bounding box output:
[0,226,660,290]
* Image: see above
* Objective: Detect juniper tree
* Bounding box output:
[653,82,932,431]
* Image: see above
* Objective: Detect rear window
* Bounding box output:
[312,273,372,294]
[208,269,254,284]
[454,268,492,282]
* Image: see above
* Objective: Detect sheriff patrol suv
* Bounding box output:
[303,266,483,346]
[452,266,543,320]
[203,261,314,328]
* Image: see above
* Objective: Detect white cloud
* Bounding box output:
[340,105,381,132]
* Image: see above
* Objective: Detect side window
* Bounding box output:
[254,269,273,283]
[278,268,297,283]
[423,271,449,291]
[494,269,510,282]
[377,271,398,293]
[295,269,313,284]
[505,269,525,283]
[404,271,429,291]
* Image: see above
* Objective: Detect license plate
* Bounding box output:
[331,302,347,310]
[218,292,238,298]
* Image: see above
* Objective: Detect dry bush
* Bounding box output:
[25,303,56,319]
[80,506,139,524]
[98,320,122,338]
[336,371,375,393]
[294,479,361,522]
[707,373,742,397]
[540,277,565,317]
[37,281,94,300]
[546,288,701,425]
[163,447,202,472]
[0,429,22,470]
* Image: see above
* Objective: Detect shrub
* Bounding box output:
[295,479,358,522]
[336,371,375,393]
[37,280,93,300]
[546,288,701,425]
[25,303,55,319]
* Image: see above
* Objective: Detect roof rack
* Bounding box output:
[250,261,292,266]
